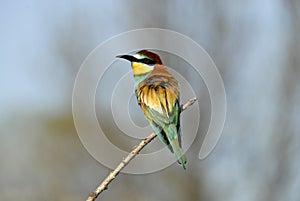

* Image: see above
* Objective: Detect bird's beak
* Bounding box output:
[116,55,137,62]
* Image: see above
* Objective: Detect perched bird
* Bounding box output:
[117,50,186,169]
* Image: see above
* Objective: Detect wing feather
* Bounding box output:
[135,65,181,149]
[137,78,180,135]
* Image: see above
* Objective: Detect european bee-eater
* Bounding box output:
[117,50,186,169]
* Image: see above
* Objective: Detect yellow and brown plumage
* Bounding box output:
[117,50,186,169]
[137,66,178,118]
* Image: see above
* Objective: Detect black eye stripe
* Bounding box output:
[139,58,156,65]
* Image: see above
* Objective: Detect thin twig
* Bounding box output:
[86,97,197,201]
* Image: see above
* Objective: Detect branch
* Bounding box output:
[86,97,197,201]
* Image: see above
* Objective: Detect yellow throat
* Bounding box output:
[131,62,154,75]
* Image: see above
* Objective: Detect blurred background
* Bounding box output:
[1,0,300,201]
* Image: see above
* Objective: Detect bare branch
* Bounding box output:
[86,97,197,201]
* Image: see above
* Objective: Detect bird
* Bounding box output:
[116,50,186,169]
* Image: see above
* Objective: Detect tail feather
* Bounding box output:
[169,138,187,169]
[165,124,187,169]
[178,156,187,170]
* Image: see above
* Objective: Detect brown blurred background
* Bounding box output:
[1,1,300,201]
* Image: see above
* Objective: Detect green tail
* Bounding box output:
[165,124,187,169]
[170,138,186,169]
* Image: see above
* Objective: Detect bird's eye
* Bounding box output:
[143,58,150,64]
[142,58,155,65]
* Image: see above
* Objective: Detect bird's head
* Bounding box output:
[117,50,162,75]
